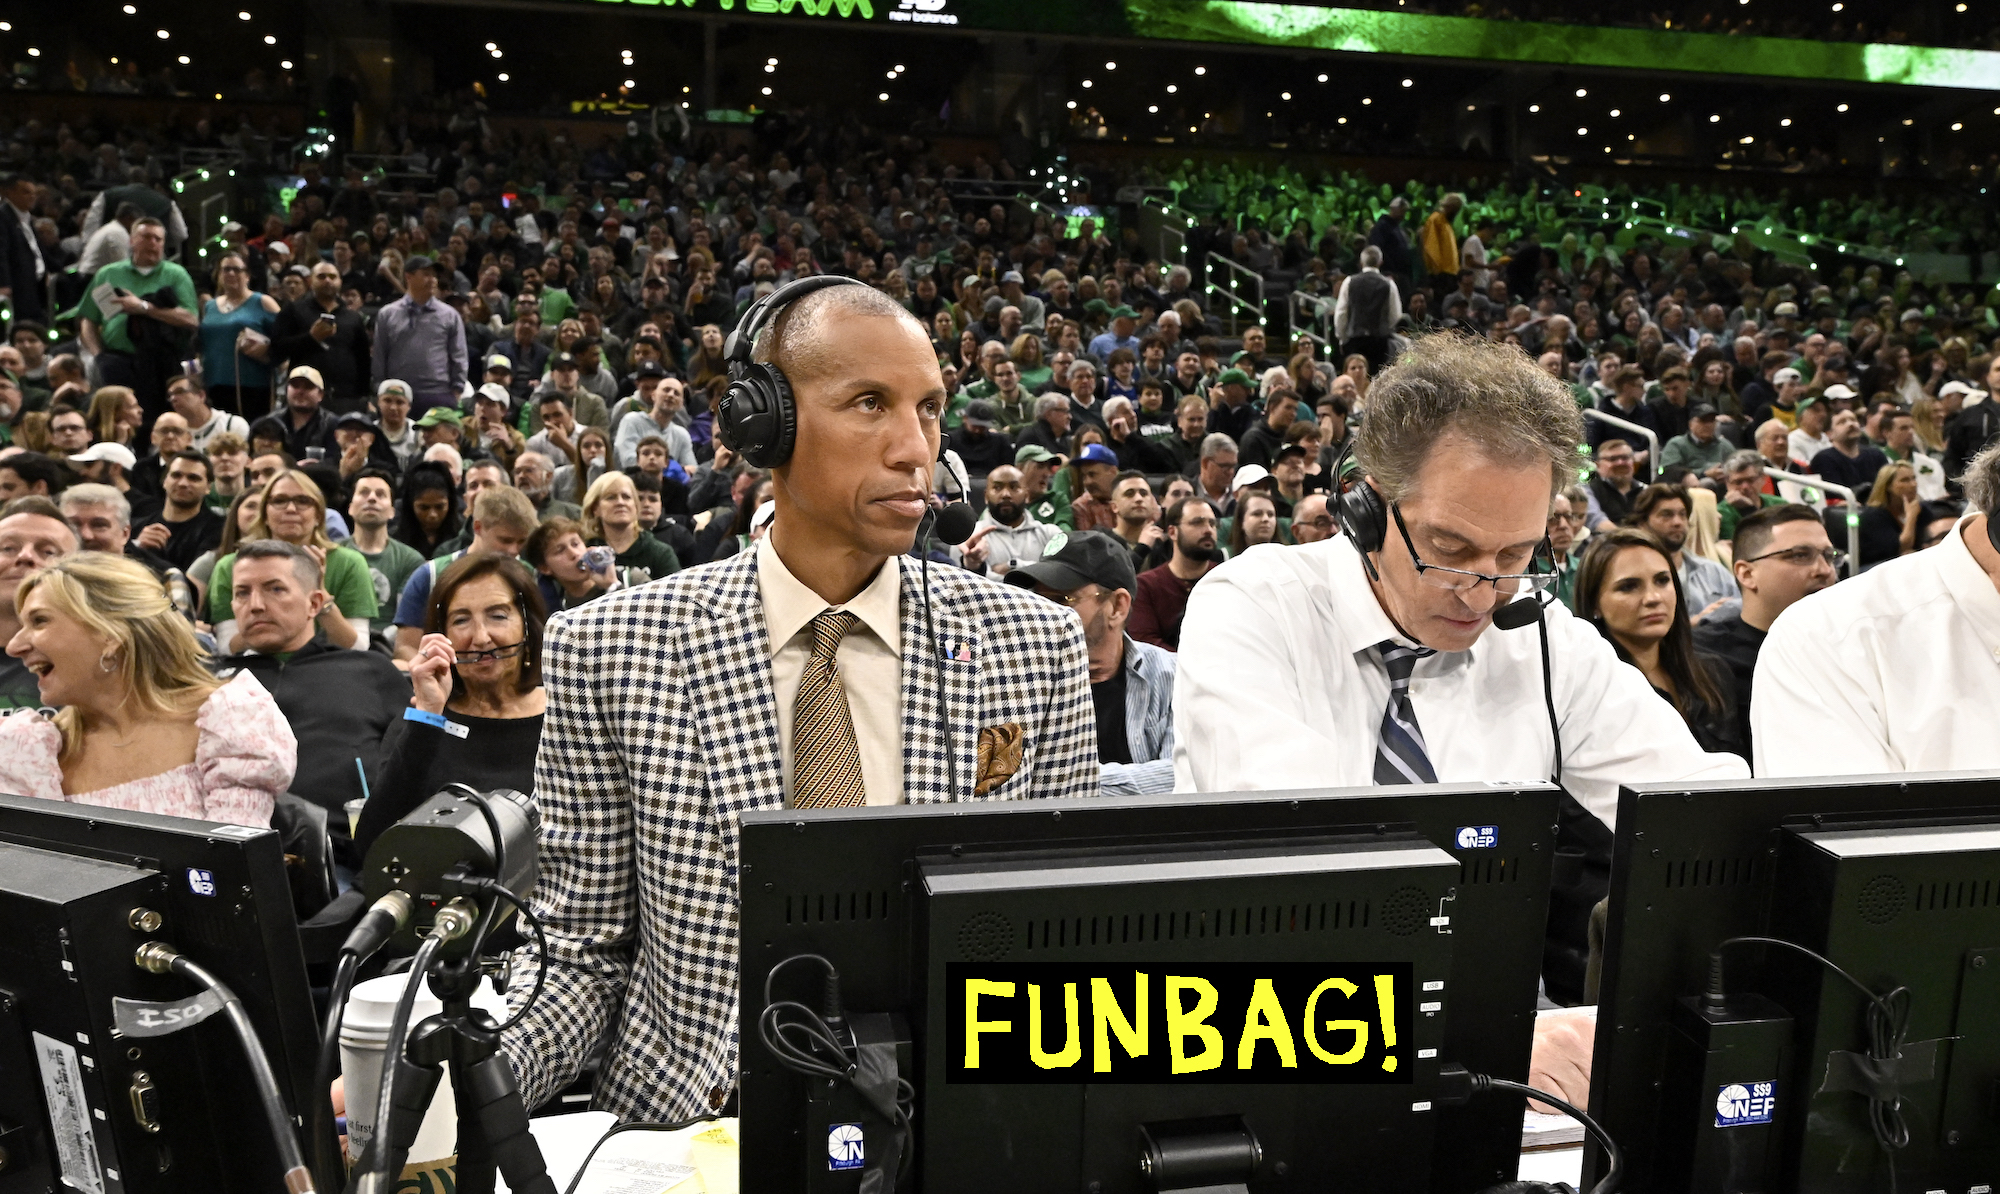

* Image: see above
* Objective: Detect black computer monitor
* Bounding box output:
[0,793,319,1194]
[739,782,1560,1194]
[1588,770,2000,1193]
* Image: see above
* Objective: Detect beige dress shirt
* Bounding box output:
[757,533,905,806]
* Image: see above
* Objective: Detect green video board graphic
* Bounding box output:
[576,0,2000,91]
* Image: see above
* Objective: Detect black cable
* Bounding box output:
[1481,1077,1621,1194]
[443,784,508,958]
[313,950,363,1194]
[164,950,317,1194]
[362,932,446,1194]
[457,879,550,1034]
[1536,606,1562,786]
[758,955,916,1175]
[1707,935,1913,1164]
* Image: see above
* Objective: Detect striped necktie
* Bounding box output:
[791,611,867,809]
[1373,640,1439,785]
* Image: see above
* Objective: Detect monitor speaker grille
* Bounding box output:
[956,911,1014,962]
[1857,875,1906,924]
[1380,886,1430,937]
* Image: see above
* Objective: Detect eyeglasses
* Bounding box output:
[264,494,318,510]
[454,640,526,665]
[1390,503,1557,597]
[1742,545,1845,569]
[1299,516,1336,531]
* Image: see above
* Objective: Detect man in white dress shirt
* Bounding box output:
[1753,442,2000,776]
[1174,332,1749,830]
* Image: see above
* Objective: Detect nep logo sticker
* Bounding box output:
[827,1123,864,1171]
[1454,826,1498,849]
[1714,1080,1776,1127]
[185,868,217,897]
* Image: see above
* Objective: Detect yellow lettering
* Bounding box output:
[1165,976,1225,1074]
[964,980,1014,1069]
[1304,978,1368,1065]
[1236,978,1299,1070]
[1091,973,1149,1072]
[1028,983,1083,1069]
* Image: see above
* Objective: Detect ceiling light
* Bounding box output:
[1610,109,1620,117]
[1902,118,1913,125]
[1837,103,1849,112]
[264,34,276,44]
[156,28,169,37]
[1082,79,1093,88]
[237,9,250,16]
[1953,122,1964,130]
[1281,92,1292,100]
[764,63,775,72]
[120,5,133,11]
[894,64,904,72]
[761,86,771,95]
[1832,2,1842,8]
[1338,116,1348,124]
[1167,84,1177,93]
[176,54,188,63]
[279,59,292,68]
[485,42,496,49]
[1066,100,1077,109]
[110,56,118,62]
[1575,88,1587,97]
[490,48,502,58]
[1363,97,1373,105]
[497,73,509,81]
[1401,78,1412,87]
[1709,114,1721,122]
[1195,66,1206,75]
[27,46,40,56]
[1660,93,1671,101]
[1149,105,1159,113]
[1318,74,1328,83]
[1467,104,1476,111]
[1528,104,1539,113]
[1577,127,1588,135]
[1740,135,1754,143]
[886,70,896,78]
[1105,61,1116,69]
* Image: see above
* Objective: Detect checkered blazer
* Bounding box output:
[500,546,1097,1119]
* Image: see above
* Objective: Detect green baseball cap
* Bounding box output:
[415,406,464,428]
[1083,298,1112,316]
[1015,444,1058,465]
[1109,305,1139,320]
[1216,368,1254,388]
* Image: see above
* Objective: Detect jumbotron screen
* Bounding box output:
[579,0,2000,91]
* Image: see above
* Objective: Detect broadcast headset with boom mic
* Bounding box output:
[1331,438,1565,784]
[716,274,978,796]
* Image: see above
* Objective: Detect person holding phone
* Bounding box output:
[270,260,373,412]
[76,216,199,426]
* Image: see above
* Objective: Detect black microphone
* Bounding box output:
[1490,594,1547,631]
[932,501,977,545]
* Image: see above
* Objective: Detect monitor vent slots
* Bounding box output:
[1660,856,1761,890]
[784,889,896,925]
[1458,856,1520,885]
[1014,900,1378,954]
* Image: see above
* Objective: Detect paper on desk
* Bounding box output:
[525,1116,740,1194]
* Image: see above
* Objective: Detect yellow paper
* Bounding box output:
[687,1120,739,1194]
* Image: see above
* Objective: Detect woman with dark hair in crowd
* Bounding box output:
[393,461,463,558]
[553,425,610,504]
[711,472,775,561]
[187,488,263,610]
[1574,527,1743,759]
[1226,489,1286,558]
[1341,353,1371,402]
[198,252,282,418]
[1859,460,1923,570]
[0,553,294,827]
[354,554,546,857]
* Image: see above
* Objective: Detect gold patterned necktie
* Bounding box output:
[791,610,866,809]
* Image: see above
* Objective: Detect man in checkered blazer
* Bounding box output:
[499,281,1098,1120]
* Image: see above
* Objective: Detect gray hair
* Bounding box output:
[234,538,322,589]
[1962,442,2000,517]
[1200,432,1238,461]
[1354,333,1583,501]
[59,483,130,528]
[1360,245,1383,268]
[1034,393,1069,418]
[1724,449,1765,476]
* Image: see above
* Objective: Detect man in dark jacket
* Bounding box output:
[215,538,410,867]
[270,260,372,411]
[1,174,50,327]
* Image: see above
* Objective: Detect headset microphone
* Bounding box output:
[1491,593,1547,631]
[928,446,977,545]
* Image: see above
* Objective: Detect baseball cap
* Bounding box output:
[475,382,513,408]
[1820,383,1859,402]
[1075,443,1118,466]
[1277,442,1311,460]
[1000,269,1025,285]
[287,365,325,389]
[265,240,291,256]
[405,254,437,273]
[1233,464,1274,491]
[1940,380,1985,400]
[415,406,463,428]
[1795,394,1821,414]
[1109,305,1139,320]
[332,411,378,434]
[1083,298,1111,316]
[1004,529,1138,596]
[550,351,579,371]
[1771,301,1799,317]
[634,359,668,379]
[1015,444,1058,465]
[1900,307,1925,323]
[1772,367,1803,385]
[1216,368,1253,388]
[1689,403,1719,420]
[962,399,998,430]
[377,379,412,400]
[484,354,513,373]
[68,442,137,469]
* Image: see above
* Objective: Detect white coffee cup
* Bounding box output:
[339,974,458,1166]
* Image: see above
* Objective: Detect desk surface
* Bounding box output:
[521,1113,1587,1192]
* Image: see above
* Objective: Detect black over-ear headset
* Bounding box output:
[717,274,867,469]
[1330,434,1565,784]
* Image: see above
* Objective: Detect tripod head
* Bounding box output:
[359,787,539,957]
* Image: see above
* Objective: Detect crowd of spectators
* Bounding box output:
[0,106,1995,948]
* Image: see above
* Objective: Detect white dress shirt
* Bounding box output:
[757,533,906,806]
[1754,515,2000,777]
[1172,535,1749,826]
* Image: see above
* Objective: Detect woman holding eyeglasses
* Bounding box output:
[1574,527,1743,760]
[354,554,546,857]
[199,253,283,419]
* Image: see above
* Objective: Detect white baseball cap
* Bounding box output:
[69,442,138,469]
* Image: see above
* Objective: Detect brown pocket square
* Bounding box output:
[974,723,1025,796]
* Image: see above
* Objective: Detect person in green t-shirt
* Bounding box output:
[75,217,199,412]
[343,468,426,634]
[206,469,379,649]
